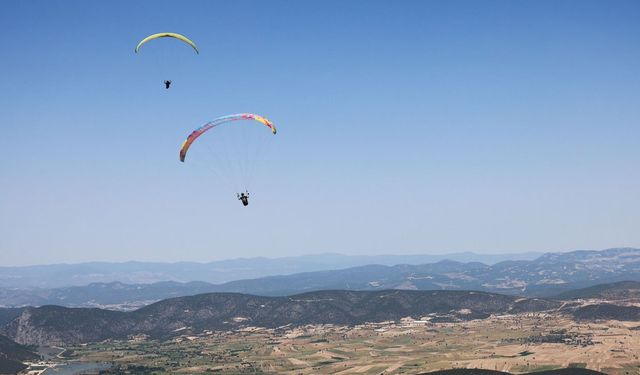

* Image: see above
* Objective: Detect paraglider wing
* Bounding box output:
[135,32,199,54]
[179,113,276,162]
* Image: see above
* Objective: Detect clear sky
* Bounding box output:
[1,0,639,266]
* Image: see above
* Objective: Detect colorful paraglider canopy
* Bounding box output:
[180,113,276,162]
[135,32,199,54]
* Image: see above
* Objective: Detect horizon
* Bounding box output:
[1,246,636,268]
[2,0,640,266]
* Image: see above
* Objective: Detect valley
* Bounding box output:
[41,311,640,374]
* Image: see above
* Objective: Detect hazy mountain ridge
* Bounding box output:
[2,248,638,309]
[0,252,543,288]
[1,290,560,346]
[205,248,640,297]
[0,281,217,310]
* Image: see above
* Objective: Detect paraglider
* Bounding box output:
[135,32,198,89]
[179,114,277,205]
[179,113,276,162]
[237,191,250,206]
[135,32,199,54]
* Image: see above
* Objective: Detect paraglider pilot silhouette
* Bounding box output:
[164,80,172,89]
[237,191,250,206]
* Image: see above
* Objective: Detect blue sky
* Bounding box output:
[1,0,639,265]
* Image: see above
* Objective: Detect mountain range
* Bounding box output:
[3,285,638,347]
[0,252,543,288]
[0,290,561,346]
[213,248,639,297]
[2,248,638,309]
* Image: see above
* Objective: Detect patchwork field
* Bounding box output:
[62,313,640,374]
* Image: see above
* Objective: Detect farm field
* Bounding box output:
[66,313,640,374]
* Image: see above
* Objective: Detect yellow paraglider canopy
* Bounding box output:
[135,32,199,54]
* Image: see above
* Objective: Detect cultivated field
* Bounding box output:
[66,313,640,374]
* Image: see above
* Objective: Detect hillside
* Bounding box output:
[0,308,25,326]
[0,334,38,374]
[572,303,640,321]
[553,281,640,300]
[0,290,560,346]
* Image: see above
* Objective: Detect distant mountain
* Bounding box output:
[0,281,218,310]
[0,290,560,346]
[211,261,489,295]
[0,252,543,288]
[553,281,640,300]
[206,248,640,297]
[0,334,38,374]
[2,248,638,309]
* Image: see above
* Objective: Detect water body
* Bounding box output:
[41,362,111,375]
[37,346,64,360]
